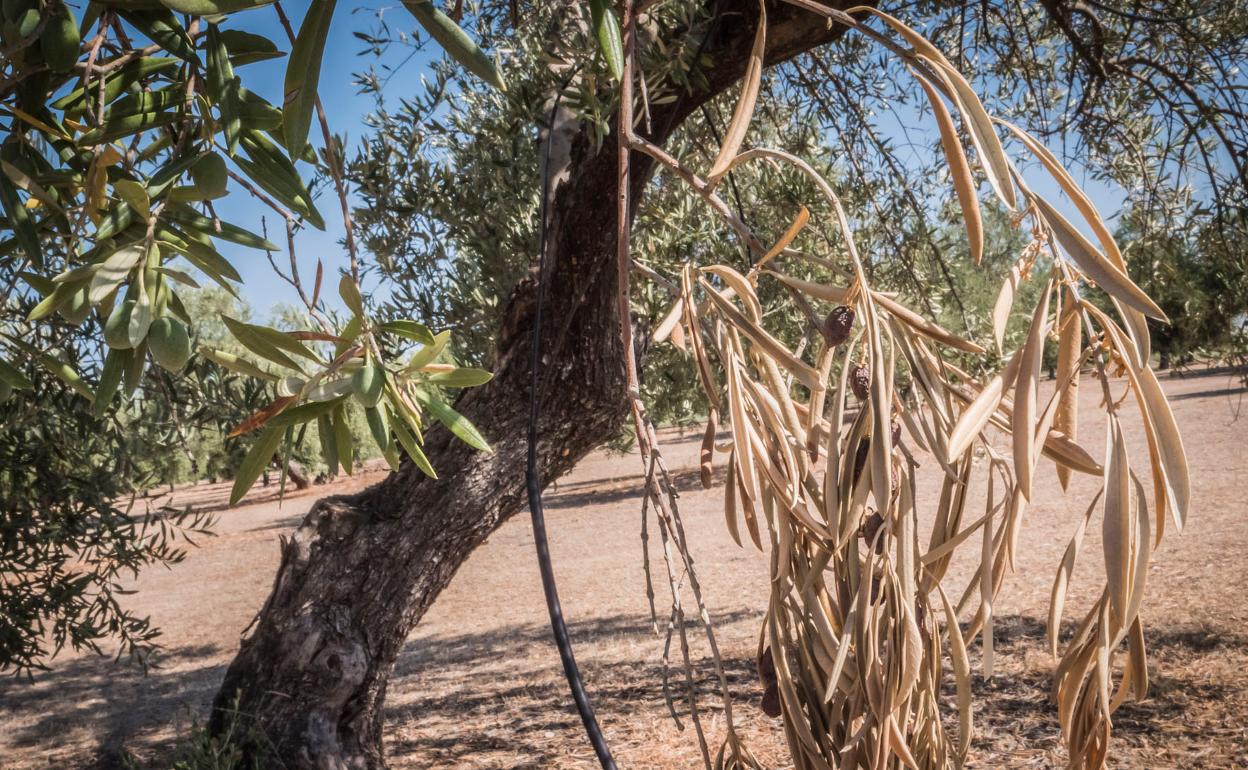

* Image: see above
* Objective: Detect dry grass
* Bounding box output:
[0,369,1244,769]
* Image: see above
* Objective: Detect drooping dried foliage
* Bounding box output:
[613,5,1190,768]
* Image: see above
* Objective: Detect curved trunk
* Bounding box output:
[210,4,862,767]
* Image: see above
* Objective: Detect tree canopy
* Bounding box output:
[352,0,1247,419]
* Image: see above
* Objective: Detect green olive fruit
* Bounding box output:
[166,185,213,202]
[39,0,79,73]
[147,317,191,371]
[352,362,384,408]
[59,286,91,325]
[103,299,136,350]
[15,6,38,37]
[190,152,228,198]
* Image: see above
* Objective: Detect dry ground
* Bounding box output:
[1,369,1246,769]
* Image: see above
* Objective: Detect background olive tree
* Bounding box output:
[0,0,501,675]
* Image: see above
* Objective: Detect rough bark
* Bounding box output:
[210,3,864,767]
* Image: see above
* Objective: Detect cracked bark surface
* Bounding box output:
[209,3,866,766]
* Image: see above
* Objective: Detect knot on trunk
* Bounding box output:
[284,611,371,769]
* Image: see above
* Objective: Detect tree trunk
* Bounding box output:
[283,457,311,490]
[210,4,863,767]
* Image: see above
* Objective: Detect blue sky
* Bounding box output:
[211,3,1127,320]
[210,1,427,318]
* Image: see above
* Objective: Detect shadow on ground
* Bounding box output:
[0,644,225,769]
[385,612,1248,768]
[960,616,1248,767]
[4,613,1245,769]
[386,609,763,768]
[544,465,729,510]
[1169,384,1248,402]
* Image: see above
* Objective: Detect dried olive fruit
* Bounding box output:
[852,436,869,485]
[822,305,855,346]
[757,646,777,687]
[760,683,782,717]
[850,363,870,400]
[860,508,886,553]
[891,419,901,445]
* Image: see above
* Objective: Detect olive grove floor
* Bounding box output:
[2,368,1246,769]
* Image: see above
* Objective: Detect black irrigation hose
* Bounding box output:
[525,81,618,770]
[524,8,724,757]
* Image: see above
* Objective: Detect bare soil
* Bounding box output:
[1,369,1246,769]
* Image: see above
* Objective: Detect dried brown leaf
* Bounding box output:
[1034,196,1166,320]
[1013,282,1051,500]
[915,72,982,264]
[706,1,765,185]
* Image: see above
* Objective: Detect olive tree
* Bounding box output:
[1,0,1244,768]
